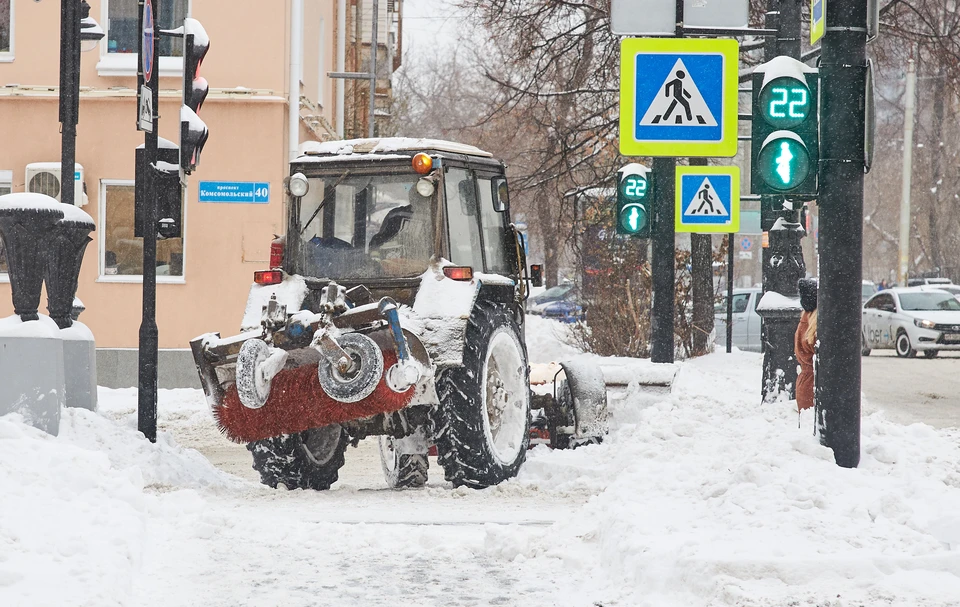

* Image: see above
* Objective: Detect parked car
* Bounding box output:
[862,287,960,358]
[862,280,877,303]
[714,288,762,352]
[527,283,577,315]
[906,277,954,287]
[540,299,585,323]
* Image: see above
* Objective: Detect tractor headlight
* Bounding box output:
[288,172,309,197]
[914,318,936,329]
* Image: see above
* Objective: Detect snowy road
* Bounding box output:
[5,319,960,607]
[862,350,960,429]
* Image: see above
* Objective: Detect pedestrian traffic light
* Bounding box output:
[181,18,209,174]
[616,163,651,238]
[751,57,818,195]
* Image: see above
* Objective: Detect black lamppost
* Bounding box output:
[59,0,104,207]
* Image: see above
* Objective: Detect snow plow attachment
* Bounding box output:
[190,288,433,444]
[530,359,609,448]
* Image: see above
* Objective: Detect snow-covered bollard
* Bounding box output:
[48,206,97,412]
[756,290,803,403]
[0,315,66,435]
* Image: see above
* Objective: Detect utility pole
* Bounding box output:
[138,0,161,442]
[369,0,379,137]
[689,157,713,356]
[59,0,80,207]
[651,157,676,364]
[817,0,867,468]
[898,58,916,287]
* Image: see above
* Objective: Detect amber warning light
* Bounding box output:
[412,153,433,175]
[443,266,474,281]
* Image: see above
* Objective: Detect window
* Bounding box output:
[0,170,10,277]
[0,0,12,59]
[477,177,510,274]
[732,294,750,314]
[444,168,483,269]
[99,0,188,76]
[107,0,186,56]
[99,181,184,282]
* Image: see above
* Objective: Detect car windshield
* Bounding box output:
[536,285,573,302]
[898,292,960,311]
[291,171,433,279]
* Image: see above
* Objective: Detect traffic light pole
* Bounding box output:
[816,0,867,468]
[59,0,80,207]
[650,157,675,363]
[138,0,161,442]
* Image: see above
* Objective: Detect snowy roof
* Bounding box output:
[299,138,493,159]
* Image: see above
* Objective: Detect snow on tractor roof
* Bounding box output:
[299,137,493,159]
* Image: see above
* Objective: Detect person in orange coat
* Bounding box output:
[795,278,818,411]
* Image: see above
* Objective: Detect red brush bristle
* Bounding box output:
[214,350,413,443]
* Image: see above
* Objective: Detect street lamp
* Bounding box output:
[60,0,104,207]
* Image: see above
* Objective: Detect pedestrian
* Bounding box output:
[795,278,818,411]
[878,279,887,291]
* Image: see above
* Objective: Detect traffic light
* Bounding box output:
[751,57,818,195]
[616,163,651,238]
[135,139,183,239]
[181,18,209,174]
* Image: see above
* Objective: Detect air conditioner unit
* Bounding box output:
[25,162,87,206]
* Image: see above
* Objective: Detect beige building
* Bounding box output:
[0,0,401,384]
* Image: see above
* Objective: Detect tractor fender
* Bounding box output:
[559,359,609,442]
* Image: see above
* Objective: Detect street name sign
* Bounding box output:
[675,165,740,233]
[810,0,825,45]
[611,0,749,35]
[198,181,270,204]
[619,38,739,157]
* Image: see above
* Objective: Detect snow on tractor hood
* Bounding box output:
[240,274,309,332]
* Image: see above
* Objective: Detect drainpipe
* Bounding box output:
[289,0,303,163]
[336,0,346,137]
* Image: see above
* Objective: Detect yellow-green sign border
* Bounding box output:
[811,0,826,45]
[675,165,741,234]
[619,38,740,158]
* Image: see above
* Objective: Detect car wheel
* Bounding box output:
[924,350,939,359]
[861,333,871,357]
[895,331,916,358]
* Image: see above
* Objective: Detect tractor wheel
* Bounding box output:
[435,303,531,488]
[236,338,271,409]
[378,435,428,489]
[248,424,348,490]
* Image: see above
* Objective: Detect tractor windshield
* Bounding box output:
[291,170,434,280]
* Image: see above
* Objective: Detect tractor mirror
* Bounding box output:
[493,179,509,212]
[529,264,543,287]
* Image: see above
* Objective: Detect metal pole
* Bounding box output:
[138,0,161,443]
[651,157,676,363]
[898,58,916,286]
[368,0,379,138]
[727,233,734,353]
[689,157,713,355]
[60,0,79,207]
[817,0,867,468]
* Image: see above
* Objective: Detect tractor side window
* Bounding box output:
[444,168,484,269]
[477,177,510,275]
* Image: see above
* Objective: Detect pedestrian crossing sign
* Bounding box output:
[675,166,740,233]
[620,38,739,157]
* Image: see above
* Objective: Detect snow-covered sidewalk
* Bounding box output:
[2,324,959,606]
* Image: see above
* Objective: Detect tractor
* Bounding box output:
[190,138,607,490]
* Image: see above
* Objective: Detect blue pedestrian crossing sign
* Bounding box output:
[620,38,739,157]
[675,166,740,233]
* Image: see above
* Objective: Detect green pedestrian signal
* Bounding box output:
[751,58,819,195]
[616,164,651,238]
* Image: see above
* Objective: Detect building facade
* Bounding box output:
[0,0,400,383]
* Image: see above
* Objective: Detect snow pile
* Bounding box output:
[498,351,960,606]
[524,314,580,363]
[239,273,308,331]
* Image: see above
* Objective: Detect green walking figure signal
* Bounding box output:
[750,56,819,195]
[616,163,652,238]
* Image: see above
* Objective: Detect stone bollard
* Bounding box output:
[47,206,98,411]
[0,194,67,435]
[0,194,65,321]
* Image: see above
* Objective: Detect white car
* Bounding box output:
[714,288,762,352]
[862,288,960,358]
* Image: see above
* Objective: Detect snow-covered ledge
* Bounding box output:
[756,290,802,312]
